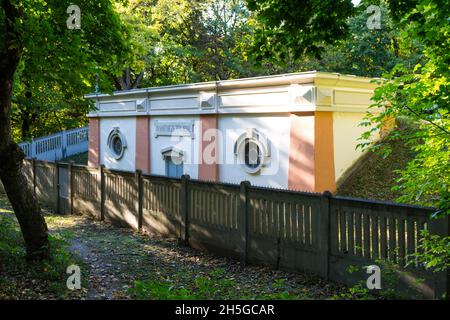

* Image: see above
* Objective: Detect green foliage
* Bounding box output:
[129,267,237,300]
[8,0,287,141]
[360,0,450,273]
[60,152,88,165]
[0,211,81,299]
[335,282,372,300]
[118,0,262,88]
[337,261,409,300]
[257,279,299,300]
[1,0,133,141]
[129,268,231,300]
[296,0,423,77]
[130,280,193,300]
[246,0,355,61]
[362,11,449,211]
[414,229,450,272]
[129,267,303,300]
[0,213,24,258]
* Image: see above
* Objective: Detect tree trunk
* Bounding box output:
[21,111,31,140]
[0,81,50,262]
[0,0,50,261]
[114,68,145,90]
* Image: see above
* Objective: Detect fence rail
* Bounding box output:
[21,159,449,299]
[18,127,88,161]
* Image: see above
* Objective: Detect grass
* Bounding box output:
[0,195,83,299]
[128,270,303,300]
[60,152,88,165]
[336,125,416,202]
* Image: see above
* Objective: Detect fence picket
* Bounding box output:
[388,217,397,262]
[371,215,379,260]
[380,216,388,259]
[407,218,415,266]
[347,210,354,255]
[398,218,406,267]
[354,212,362,256]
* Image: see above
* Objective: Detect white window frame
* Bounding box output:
[107,127,127,160]
[234,128,271,174]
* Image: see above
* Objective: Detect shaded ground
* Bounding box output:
[0,193,353,300]
[47,214,349,300]
[0,196,82,299]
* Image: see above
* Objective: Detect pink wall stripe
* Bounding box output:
[135,116,150,173]
[88,118,100,167]
[198,114,219,181]
[288,113,315,192]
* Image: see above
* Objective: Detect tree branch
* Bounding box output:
[403,104,450,136]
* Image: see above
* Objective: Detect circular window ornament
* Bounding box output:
[234,129,271,174]
[107,127,127,160]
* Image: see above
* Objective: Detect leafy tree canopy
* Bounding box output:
[1,0,134,140]
[246,0,355,61]
[298,0,423,77]
[363,0,449,211]
[0,0,133,259]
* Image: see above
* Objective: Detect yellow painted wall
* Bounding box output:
[332,112,379,182]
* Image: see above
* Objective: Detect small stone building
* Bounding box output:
[86,71,384,193]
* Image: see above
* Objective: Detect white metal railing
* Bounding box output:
[18,126,89,161]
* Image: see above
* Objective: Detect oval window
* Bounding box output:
[107,128,127,160]
[234,129,271,175]
[112,136,123,157]
[244,140,262,171]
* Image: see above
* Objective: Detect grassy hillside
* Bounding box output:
[336,130,415,203]
[60,152,88,165]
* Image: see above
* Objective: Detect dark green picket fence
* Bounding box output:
[21,159,449,299]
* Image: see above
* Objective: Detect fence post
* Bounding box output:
[99,165,105,221]
[238,181,250,265]
[54,161,60,214]
[32,157,37,197]
[320,190,332,280]
[68,161,74,215]
[136,170,143,231]
[180,175,190,244]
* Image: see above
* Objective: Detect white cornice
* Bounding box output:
[85,71,323,100]
[86,71,382,117]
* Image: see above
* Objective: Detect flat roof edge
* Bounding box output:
[84,71,379,100]
[84,71,319,99]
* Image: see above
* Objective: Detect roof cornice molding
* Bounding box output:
[85,71,324,100]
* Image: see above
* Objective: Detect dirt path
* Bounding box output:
[48,215,151,299]
[45,214,348,300]
[68,240,121,299]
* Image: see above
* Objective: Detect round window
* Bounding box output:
[107,128,127,160]
[112,136,123,157]
[234,128,271,175]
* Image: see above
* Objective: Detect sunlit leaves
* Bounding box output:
[415,230,450,272]
[1,0,133,140]
[246,0,355,61]
[360,1,450,215]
